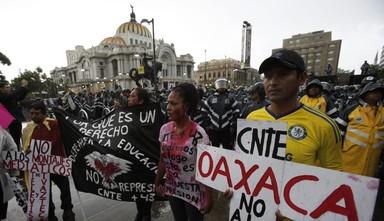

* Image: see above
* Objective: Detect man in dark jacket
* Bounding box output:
[0,77,28,150]
[240,82,269,118]
[201,78,240,150]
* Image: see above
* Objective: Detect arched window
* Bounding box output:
[187,66,192,78]
[100,68,105,79]
[112,59,118,77]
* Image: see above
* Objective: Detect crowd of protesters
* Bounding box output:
[0,48,383,221]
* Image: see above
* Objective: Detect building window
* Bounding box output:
[208,73,211,78]
[307,66,312,69]
[329,44,335,48]
[328,51,334,54]
[316,53,321,56]
[99,62,103,65]
[140,41,143,44]
[73,72,77,83]
[163,69,168,77]
[135,39,138,44]
[328,57,334,61]
[177,65,181,76]
[187,66,192,78]
[130,38,133,45]
[308,60,312,64]
[315,59,321,63]
[112,59,118,77]
[308,53,313,57]
[100,68,105,79]
[149,43,151,49]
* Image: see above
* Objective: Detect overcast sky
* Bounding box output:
[1,0,383,81]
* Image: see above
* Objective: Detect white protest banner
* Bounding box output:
[2,151,72,176]
[235,119,287,161]
[279,161,379,221]
[231,119,287,220]
[196,144,285,219]
[28,139,52,221]
[1,139,72,221]
[195,145,379,221]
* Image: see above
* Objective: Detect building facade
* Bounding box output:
[50,8,194,92]
[273,30,342,76]
[194,58,257,87]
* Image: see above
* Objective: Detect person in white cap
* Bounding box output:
[201,78,240,150]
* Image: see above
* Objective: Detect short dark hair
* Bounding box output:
[172,83,199,116]
[29,100,47,114]
[134,87,150,105]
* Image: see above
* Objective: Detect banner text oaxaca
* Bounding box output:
[196,145,379,221]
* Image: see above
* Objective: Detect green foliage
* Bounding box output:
[369,65,384,79]
[11,67,60,98]
[0,52,11,66]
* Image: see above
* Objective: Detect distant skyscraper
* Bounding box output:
[374,51,378,65]
[241,21,252,69]
[273,30,342,76]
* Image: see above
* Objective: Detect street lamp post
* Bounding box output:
[141,18,158,92]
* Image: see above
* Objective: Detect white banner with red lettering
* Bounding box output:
[196,145,379,221]
[2,139,72,221]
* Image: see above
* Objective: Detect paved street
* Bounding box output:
[6,178,174,221]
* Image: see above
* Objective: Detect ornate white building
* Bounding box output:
[51,8,194,92]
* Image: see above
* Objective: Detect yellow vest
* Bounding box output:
[342,104,384,176]
[300,95,327,113]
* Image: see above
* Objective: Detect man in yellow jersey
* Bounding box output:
[245,49,342,220]
[247,49,342,169]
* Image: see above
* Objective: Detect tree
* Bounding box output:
[369,65,384,79]
[0,52,11,66]
[11,67,60,98]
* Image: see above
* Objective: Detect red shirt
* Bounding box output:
[30,119,66,157]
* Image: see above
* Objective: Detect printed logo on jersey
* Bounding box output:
[288,125,307,140]
[212,98,217,103]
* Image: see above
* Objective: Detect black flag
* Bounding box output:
[54,103,164,202]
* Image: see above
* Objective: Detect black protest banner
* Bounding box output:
[54,103,164,202]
